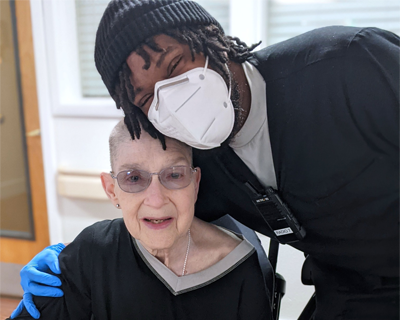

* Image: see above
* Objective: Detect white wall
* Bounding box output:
[54,117,122,242]
[30,1,313,319]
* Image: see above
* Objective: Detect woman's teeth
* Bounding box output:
[152,219,165,224]
[145,218,170,224]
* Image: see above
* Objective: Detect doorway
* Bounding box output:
[1,0,34,240]
[0,0,50,296]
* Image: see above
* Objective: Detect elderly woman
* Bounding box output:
[9,120,272,320]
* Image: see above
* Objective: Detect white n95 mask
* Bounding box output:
[147,57,234,150]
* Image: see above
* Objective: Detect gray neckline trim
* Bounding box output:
[133,229,255,296]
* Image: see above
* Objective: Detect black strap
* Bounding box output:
[216,147,306,244]
[216,146,266,197]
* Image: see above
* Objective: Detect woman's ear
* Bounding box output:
[193,167,201,201]
[101,172,119,205]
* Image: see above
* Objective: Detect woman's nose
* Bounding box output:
[143,176,169,208]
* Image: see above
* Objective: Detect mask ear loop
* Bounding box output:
[202,56,231,98]
[202,56,209,77]
[225,63,232,98]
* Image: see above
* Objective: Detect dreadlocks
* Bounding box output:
[113,24,260,149]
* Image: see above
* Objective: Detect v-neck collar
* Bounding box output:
[132,228,255,296]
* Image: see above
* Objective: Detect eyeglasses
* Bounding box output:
[110,166,197,193]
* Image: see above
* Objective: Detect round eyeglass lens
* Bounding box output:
[115,166,194,193]
[117,169,151,193]
[160,166,193,190]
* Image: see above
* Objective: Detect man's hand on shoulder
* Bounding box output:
[10,243,66,319]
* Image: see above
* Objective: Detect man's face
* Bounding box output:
[102,131,201,252]
[126,34,206,116]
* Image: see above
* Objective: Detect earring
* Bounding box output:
[116,204,120,208]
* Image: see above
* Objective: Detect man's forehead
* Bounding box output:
[148,34,181,49]
[127,35,182,66]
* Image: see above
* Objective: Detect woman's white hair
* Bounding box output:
[109,120,132,171]
[109,120,192,171]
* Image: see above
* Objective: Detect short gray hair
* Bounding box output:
[109,120,193,171]
[109,120,132,171]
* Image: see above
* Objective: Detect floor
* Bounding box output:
[0,296,20,320]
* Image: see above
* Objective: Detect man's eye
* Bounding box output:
[169,56,182,77]
[140,94,153,108]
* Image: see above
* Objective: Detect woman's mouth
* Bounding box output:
[145,218,170,224]
[143,217,173,230]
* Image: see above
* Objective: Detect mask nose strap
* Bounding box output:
[203,56,232,98]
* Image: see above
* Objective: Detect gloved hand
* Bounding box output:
[10,243,66,319]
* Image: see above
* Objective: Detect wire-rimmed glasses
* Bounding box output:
[110,166,197,193]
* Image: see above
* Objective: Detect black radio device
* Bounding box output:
[217,147,306,244]
[247,183,306,244]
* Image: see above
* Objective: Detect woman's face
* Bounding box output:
[102,133,200,252]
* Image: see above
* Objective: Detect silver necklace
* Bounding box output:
[181,229,191,276]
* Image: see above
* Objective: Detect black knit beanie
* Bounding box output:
[95,0,223,97]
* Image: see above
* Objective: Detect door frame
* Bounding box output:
[0,0,50,265]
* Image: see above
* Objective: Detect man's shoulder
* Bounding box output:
[249,26,370,80]
[255,25,366,58]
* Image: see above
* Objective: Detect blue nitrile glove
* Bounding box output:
[10,243,66,319]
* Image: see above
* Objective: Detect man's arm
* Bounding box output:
[344,27,399,152]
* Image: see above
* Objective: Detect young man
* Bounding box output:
[13,0,399,319]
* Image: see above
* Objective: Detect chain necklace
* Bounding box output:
[181,229,191,276]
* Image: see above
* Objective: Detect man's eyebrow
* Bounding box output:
[156,46,174,68]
